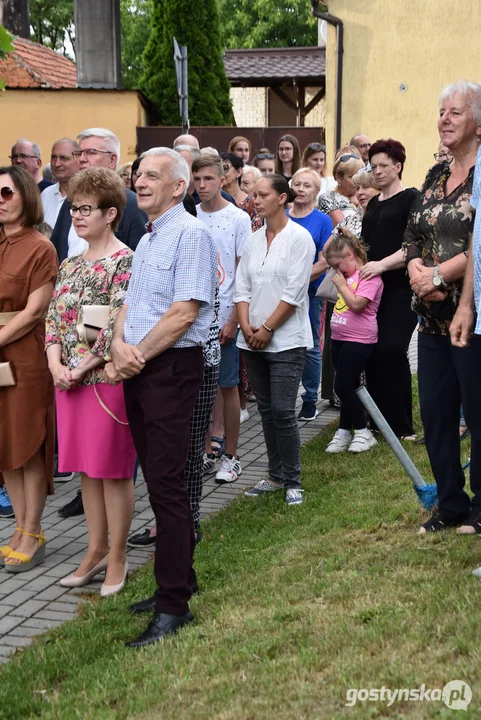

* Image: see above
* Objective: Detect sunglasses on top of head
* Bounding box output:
[338,153,361,163]
[308,143,326,152]
[256,153,275,160]
[0,186,17,201]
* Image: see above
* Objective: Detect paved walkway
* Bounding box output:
[0,395,338,662]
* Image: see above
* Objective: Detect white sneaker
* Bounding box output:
[348,431,377,453]
[215,455,242,484]
[202,453,217,475]
[325,431,352,454]
[240,408,250,424]
[286,488,304,505]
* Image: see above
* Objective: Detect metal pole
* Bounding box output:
[181,45,189,134]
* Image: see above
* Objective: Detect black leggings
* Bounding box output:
[332,339,376,430]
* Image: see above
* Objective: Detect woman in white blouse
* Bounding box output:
[234,175,315,506]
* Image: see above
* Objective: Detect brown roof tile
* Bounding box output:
[0,37,76,89]
[223,46,325,85]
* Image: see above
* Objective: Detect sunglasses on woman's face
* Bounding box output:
[256,153,275,160]
[0,186,17,201]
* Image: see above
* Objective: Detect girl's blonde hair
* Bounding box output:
[324,226,368,264]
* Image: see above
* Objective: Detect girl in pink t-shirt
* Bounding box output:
[324,228,383,453]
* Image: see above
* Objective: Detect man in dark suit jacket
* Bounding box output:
[75,127,147,250]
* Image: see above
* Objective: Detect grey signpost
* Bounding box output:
[173,37,189,133]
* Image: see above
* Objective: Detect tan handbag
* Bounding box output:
[94,384,129,425]
[315,268,339,303]
[0,360,15,387]
[77,305,110,346]
[0,312,19,387]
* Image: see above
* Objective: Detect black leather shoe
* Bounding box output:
[58,490,84,518]
[129,583,200,614]
[125,612,194,647]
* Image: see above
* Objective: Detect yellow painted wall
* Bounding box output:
[0,89,144,166]
[323,0,481,187]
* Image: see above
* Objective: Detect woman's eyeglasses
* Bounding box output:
[256,153,275,160]
[307,143,326,152]
[433,152,453,162]
[0,186,17,201]
[69,204,102,217]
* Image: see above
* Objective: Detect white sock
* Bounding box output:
[338,429,351,437]
[354,428,371,437]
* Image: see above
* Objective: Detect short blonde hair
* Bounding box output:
[332,146,364,178]
[291,167,321,194]
[352,169,380,190]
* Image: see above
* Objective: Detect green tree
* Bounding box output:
[140,0,233,125]
[0,25,14,91]
[29,0,75,58]
[218,0,319,48]
[121,0,152,89]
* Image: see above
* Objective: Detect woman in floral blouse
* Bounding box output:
[404,80,481,535]
[46,167,136,595]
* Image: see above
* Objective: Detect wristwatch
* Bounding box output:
[432,265,447,288]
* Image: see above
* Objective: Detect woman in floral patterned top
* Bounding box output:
[46,167,136,595]
[403,80,481,535]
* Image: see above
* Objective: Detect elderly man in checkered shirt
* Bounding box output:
[105,147,217,648]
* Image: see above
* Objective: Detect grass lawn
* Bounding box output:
[0,391,479,719]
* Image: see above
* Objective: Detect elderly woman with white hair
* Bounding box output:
[403,80,481,535]
[240,165,262,196]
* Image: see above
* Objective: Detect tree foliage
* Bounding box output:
[120,0,152,89]
[140,0,233,126]
[218,0,319,48]
[29,0,75,58]
[0,25,14,91]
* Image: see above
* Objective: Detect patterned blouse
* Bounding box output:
[239,195,263,232]
[45,248,133,385]
[318,190,363,237]
[403,161,474,335]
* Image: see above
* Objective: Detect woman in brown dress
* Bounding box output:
[0,166,58,572]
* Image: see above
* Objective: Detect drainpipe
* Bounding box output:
[311,1,344,150]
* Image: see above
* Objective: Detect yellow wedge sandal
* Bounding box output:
[4,529,47,573]
[0,527,23,568]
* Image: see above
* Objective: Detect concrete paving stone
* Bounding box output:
[1,635,32,647]
[34,586,70,602]
[8,624,46,638]
[1,589,37,608]
[54,542,87,557]
[21,617,62,630]
[35,610,78,623]
[26,575,59,593]
[0,615,25,633]
[0,577,30,594]
[0,605,14,620]
[40,602,78,615]
[14,599,49,618]
[133,510,155,521]
[62,526,89,539]
[44,563,79,579]
[0,646,14,657]
[42,553,75,570]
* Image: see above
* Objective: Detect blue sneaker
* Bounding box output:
[0,487,14,518]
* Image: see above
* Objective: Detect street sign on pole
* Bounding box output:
[173,36,189,133]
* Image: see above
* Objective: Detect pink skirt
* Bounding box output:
[56,383,136,479]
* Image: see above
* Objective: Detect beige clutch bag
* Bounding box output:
[77,305,110,346]
[315,268,339,303]
[0,362,16,387]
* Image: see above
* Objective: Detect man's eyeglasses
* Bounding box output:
[69,204,103,217]
[0,186,17,201]
[71,149,113,159]
[357,143,371,149]
[9,153,39,161]
[307,143,326,152]
[338,153,361,163]
[433,152,453,162]
[255,153,275,160]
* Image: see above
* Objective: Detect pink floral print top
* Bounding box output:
[45,248,133,385]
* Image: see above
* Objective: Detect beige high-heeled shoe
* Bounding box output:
[59,556,109,588]
[100,561,129,597]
